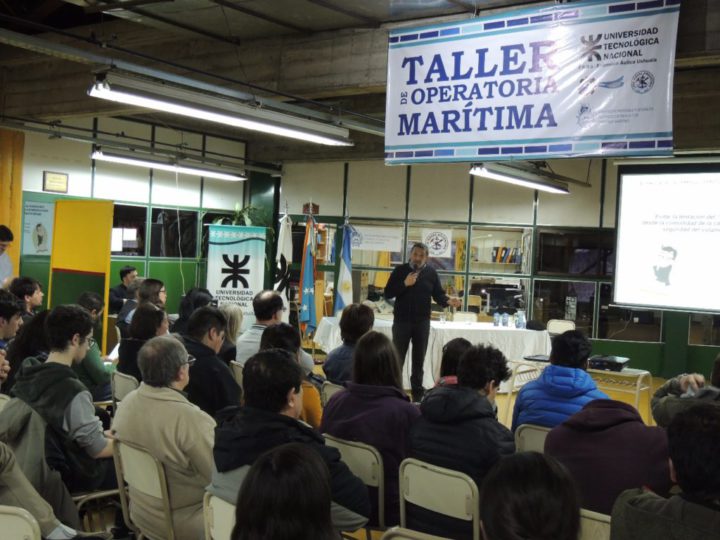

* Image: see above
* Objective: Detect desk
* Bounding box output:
[314,317,551,389]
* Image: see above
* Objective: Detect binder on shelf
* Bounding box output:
[491,247,499,262]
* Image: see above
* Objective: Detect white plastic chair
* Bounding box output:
[501,362,544,424]
[229,361,244,388]
[111,371,139,410]
[320,381,345,406]
[546,319,576,335]
[324,434,385,532]
[203,492,236,540]
[579,508,611,540]
[0,505,41,540]
[514,424,552,453]
[114,440,173,540]
[452,311,477,322]
[399,458,480,540]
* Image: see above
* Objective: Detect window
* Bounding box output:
[470,226,531,275]
[349,221,404,269]
[149,208,198,258]
[407,223,468,272]
[533,279,596,335]
[468,276,530,315]
[112,204,147,256]
[200,211,234,257]
[688,313,720,346]
[597,283,662,341]
[535,228,615,277]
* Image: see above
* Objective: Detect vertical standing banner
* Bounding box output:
[274,215,293,322]
[385,0,681,164]
[207,224,267,324]
[299,217,317,336]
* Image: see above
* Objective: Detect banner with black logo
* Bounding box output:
[207,224,266,324]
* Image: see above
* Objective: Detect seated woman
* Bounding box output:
[231,443,337,540]
[4,310,49,393]
[436,337,472,387]
[321,331,420,526]
[218,303,243,365]
[170,287,213,335]
[323,304,374,384]
[117,303,169,382]
[479,452,580,540]
[112,335,215,540]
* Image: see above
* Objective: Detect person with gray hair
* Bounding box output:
[112,336,215,540]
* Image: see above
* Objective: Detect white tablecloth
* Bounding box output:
[314,317,551,389]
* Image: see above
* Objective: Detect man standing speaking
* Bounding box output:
[385,242,461,402]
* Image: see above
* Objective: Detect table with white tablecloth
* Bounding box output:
[314,317,551,389]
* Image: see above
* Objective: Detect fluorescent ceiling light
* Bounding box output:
[470,163,569,195]
[88,73,353,146]
[92,150,246,182]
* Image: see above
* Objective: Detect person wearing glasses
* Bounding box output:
[73,292,114,401]
[11,304,116,493]
[112,335,215,540]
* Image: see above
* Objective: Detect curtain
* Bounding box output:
[0,129,24,278]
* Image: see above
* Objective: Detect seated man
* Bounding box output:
[9,276,44,324]
[235,290,314,373]
[11,304,115,492]
[611,403,720,539]
[182,306,241,417]
[545,399,672,514]
[209,349,370,531]
[108,265,137,315]
[0,289,23,388]
[73,292,112,401]
[323,303,374,384]
[651,366,720,427]
[512,330,608,431]
[112,336,215,540]
[409,344,515,539]
[0,225,14,288]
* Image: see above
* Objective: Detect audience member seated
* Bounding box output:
[112,336,215,540]
[0,289,25,390]
[125,278,167,325]
[108,265,137,315]
[323,303,374,384]
[235,290,314,373]
[321,330,420,526]
[209,349,370,531]
[115,277,143,338]
[12,305,115,492]
[611,403,720,540]
[182,306,241,417]
[230,443,337,540]
[259,323,323,429]
[409,344,515,539]
[545,399,672,514]
[218,303,243,364]
[170,287,213,335]
[73,292,112,401]
[512,330,608,431]
[480,452,580,540]
[9,276,43,324]
[4,310,48,393]
[651,367,720,427]
[0,441,110,540]
[436,337,472,387]
[117,303,169,382]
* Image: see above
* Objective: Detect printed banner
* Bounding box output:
[350,225,403,252]
[207,224,266,321]
[274,215,293,322]
[421,228,453,258]
[23,201,54,256]
[385,0,681,164]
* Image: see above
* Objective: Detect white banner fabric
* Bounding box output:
[421,228,454,258]
[351,225,403,252]
[385,0,680,164]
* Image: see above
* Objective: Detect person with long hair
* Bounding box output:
[321,331,420,526]
[231,443,338,540]
[117,303,169,382]
[4,309,49,392]
[170,287,213,335]
[479,452,580,540]
[218,303,243,364]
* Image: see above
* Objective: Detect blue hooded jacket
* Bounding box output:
[511,364,608,431]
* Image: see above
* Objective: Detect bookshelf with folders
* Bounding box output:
[470,227,527,274]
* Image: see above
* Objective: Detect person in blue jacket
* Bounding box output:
[512,329,608,431]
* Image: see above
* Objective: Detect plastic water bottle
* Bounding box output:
[516,310,526,329]
[502,313,509,327]
[493,312,501,326]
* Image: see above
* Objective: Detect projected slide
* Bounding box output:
[615,169,720,312]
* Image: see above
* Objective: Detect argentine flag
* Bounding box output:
[335,224,353,315]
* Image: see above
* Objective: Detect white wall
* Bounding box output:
[347,161,406,218]
[282,161,344,215]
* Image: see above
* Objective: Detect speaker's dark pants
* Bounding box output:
[392,319,431,393]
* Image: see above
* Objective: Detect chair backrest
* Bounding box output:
[514,424,552,453]
[229,361,244,388]
[324,434,385,528]
[114,439,174,540]
[452,311,477,322]
[0,393,11,413]
[203,492,236,540]
[0,505,41,540]
[546,319,576,335]
[112,371,139,407]
[501,363,543,424]
[399,458,480,540]
[381,526,451,539]
[579,508,611,540]
[320,380,344,406]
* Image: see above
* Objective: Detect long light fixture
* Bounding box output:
[470,163,570,194]
[91,149,247,182]
[88,72,353,146]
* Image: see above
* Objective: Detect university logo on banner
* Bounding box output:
[385,0,681,164]
[207,224,267,322]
